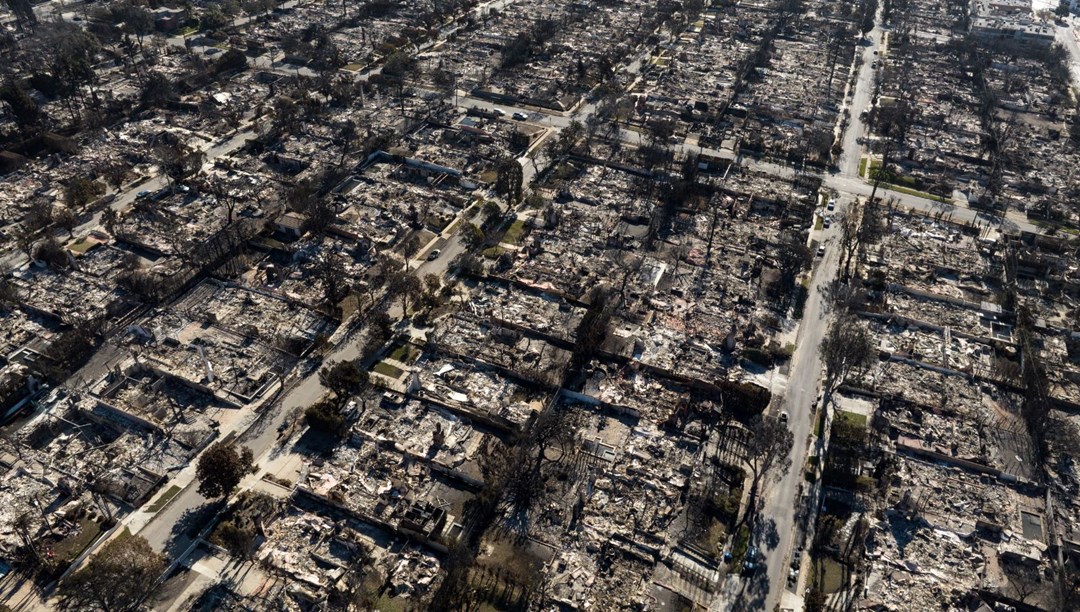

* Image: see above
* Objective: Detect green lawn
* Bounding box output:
[388,343,420,364]
[146,485,182,514]
[52,519,103,565]
[864,160,946,202]
[372,361,404,379]
[374,596,409,612]
[692,517,727,559]
[835,410,867,430]
[812,556,847,593]
[502,219,526,245]
[339,293,362,320]
[1032,219,1080,235]
[68,238,98,254]
[881,183,948,202]
[253,236,287,251]
[731,524,751,567]
[867,160,917,188]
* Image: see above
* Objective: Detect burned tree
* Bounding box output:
[771,231,811,308]
[315,252,350,309]
[740,415,794,526]
[1001,555,1045,605]
[502,404,584,524]
[820,313,876,407]
[153,135,205,185]
[196,441,255,499]
[837,205,862,281]
[566,286,615,383]
[385,268,422,316]
[494,157,523,204]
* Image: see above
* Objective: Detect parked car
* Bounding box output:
[742,546,762,574]
[512,111,528,121]
[427,249,442,261]
[492,108,506,117]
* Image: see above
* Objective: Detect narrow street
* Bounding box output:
[838,20,884,178]
[719,14,884,612]
[754,206,843,611]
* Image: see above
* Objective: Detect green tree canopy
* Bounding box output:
[196,441,254,498]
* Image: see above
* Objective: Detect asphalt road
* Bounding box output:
[757,204,843,611]
[838,28,883,177]
[1056,20,1080,86]
[726,15,884,612]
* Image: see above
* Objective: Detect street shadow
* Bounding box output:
[238,408,276,443]
[0,570,42,604]
[260,407,309,462]
[730,565,771,612]
[758,517,781,551]
[151,563,195,608]
[163,500,224,560]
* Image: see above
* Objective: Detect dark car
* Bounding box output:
[742,546,762,574]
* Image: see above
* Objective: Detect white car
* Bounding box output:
[492,108,506,117]
[827,198,836,211]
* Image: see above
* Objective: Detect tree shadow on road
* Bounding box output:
[237,410,275,445]
[163,500,224,560]
[731,566,771,612]
[757,517,780,551]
